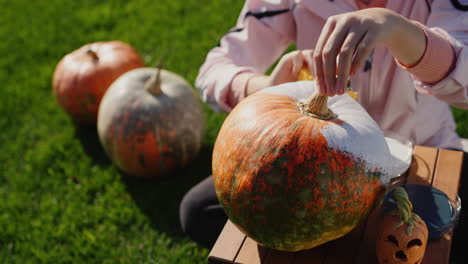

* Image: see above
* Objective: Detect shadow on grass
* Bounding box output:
[73,123,111,166]
[120,145,213,239]
[74,122,214,239]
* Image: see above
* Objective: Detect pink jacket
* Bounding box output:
[196,0,468,150]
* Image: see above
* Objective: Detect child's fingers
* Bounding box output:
[302,49,315,78]
[350,31,376,76]
[335,29,362,95]
[321,22,350,96]
[292,50,305,76]
[314,17,337,95]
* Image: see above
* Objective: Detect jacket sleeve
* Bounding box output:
[195,0,296,112]
[408,0,468,109]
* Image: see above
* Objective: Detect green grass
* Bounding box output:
[0,0,241,263]
[1,0,467,263]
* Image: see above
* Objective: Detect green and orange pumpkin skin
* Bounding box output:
[98,67,204,178]
[213,89,388,251]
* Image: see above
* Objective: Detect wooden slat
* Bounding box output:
[293,245,327,264]
[422,149,463,264]
[432,149,463,201]
[322,221,367,264]
[406,146,439,185]
[234,237,269,264]
[422,233,453,264]
[208,220,246,264]
[263,249,295,264]
[352,207,384,264]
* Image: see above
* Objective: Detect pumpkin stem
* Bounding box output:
[298,92,337,120]
[86,49,99,61]
[145,61,163,95]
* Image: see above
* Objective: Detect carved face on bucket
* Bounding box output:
[376,215,428,264]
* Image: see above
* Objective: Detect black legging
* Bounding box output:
[179,176,227,249]
[179,154,467,262]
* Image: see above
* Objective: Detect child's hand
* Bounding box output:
[245,50,315,96]
[268,49,315,86]
[312,8,425,96]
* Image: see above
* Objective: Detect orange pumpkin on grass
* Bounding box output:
[97,65,205,178]
[53,41,145,124]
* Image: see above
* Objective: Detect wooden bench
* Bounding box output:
[208,146,464,264]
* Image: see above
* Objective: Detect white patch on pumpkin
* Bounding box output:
[260,81,409,185]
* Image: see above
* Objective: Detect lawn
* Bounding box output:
[0,0,241,263]
[1,0,468,263]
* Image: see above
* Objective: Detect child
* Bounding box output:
[180,0,468,261]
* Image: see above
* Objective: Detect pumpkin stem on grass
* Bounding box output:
[86,49,99,61]
[145,61,163,96]
[145,61,163,95]
[298,92,337,120]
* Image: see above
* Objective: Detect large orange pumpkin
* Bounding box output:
[212,81,397,251]
[97,66,205,178]
[52,41,145,124]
